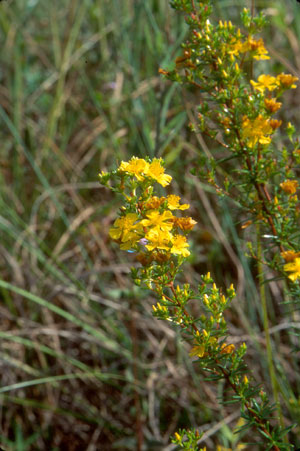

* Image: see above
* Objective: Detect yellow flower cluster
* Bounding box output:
[239,72,298,149]
[190,335,235,359]
[264,98,282,113]
[109,158,196,259]
[250,74,277,93]
[245,36,269,60]
[277,73,298,89]
[280,180,298,195]
[241,114,273,148]
[228,35,269,61]
[250,73,298,94]
[119,156,172,187]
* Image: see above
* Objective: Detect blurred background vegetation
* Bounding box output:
[0,0,300,449]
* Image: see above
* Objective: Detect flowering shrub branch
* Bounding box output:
[163,1,299,289]
[100,158,292,449]
[99,0,300,448]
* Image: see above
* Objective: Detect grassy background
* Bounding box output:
[0,0,300,449]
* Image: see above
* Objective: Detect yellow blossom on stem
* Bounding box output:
[228,39,244,58]
[140,210,173,232]
[170,235,190,257]
[269,119,282,130]
[276,73,298,89]
[280,180,298,194]
[220,343,235,355]
[284,258,300,281]
[171,216,197,231]
[241,115,273,148]
[145,228,172,251]
[243,36,269,60]
[147,158,172,187]
[109,213,143,245]
[166,194,189,210]
[250,74,277,93]
[264,98,282,113]
[118,157,172,187]
[119,157,149,181]
[190,344,205,358]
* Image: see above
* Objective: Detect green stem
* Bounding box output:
[256,224,285,436]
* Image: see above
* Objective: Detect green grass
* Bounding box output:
[0,0,300,449]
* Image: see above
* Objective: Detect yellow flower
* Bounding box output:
[241,115,273,148]
[109,213,143,248]
[147,158,172,187]
[280,180,298,194]
[243,36,269,60]
[109,213,141,240]
[269,119,282,130]
[170,235,190,257]
[119,157,149,181]
[145,228,172,251]
[220,343,235,354]
[250,74,277,93]
[167,195,189,210]
[190,335,218,358]
[118,157,172,187]
[276,73,298,89]
[284,258,300,281]
[140,210,173,232]
[264,98,282,113]
[172,216,197,231]
[228,39,244,58]
[190,344,205,358]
